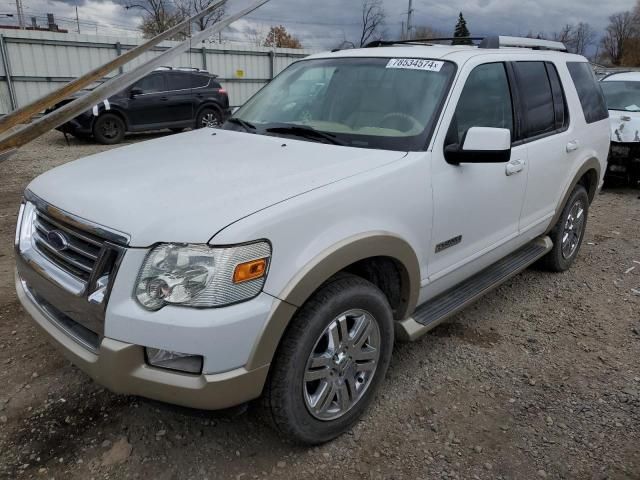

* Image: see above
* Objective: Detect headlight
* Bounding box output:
[15,201,35,251]
[135,241,271,311]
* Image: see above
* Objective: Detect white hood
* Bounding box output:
[609,110,640,143]
[28,129,406,246]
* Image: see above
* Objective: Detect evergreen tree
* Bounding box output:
[453,12,472,45]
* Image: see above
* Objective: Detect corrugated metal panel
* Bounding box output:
[0,28,317,115]
[219,80,265,106]
[0,83,10,113]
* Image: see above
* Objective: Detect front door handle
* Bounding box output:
[506,159,525,176]
[566,140,580,152]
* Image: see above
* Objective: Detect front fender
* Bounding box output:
[245,232,420,370]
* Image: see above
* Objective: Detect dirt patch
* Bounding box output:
[0,131,639,479]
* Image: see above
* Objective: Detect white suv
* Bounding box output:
[15,36,610,444]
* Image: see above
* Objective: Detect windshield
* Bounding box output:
[225,57,456,150]
[601,81,640,111]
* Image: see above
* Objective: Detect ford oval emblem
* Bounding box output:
[47,230,69,251]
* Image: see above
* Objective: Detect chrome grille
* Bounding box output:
[32,209,104,282]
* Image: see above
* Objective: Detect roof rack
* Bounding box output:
[154,66,210,73]
[365,35,567,52]
[365,37,484,48]
[489,36,567,51]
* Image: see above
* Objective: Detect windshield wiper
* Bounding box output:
[265,124,347,146]
[226,117,257,132]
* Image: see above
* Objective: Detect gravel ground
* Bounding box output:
[0,131,639,480]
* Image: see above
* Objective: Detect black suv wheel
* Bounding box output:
[93,113,125,145]
[196,107,222,129]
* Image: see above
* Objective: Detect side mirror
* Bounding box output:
[444,127,512,165]
[130,87,143,98]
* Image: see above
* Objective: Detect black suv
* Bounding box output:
[50,67,231,144]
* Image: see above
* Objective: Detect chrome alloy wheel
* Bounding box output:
[303,309,381,421]
[201,112,220,128]
[561,199,586,259]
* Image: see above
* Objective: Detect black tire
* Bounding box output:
[264,274,394,445]
[92,113,125,145]
[169,127,185,133]
[196,107,222,129]
[540,184,589,272]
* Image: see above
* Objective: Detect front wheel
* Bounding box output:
[92,113,125,145]
[540,184,589,272]
[264,274,394,444]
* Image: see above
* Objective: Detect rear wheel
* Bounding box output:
[540,184,589,272]
[264,274,394,444]
[196,107,222,129]
[92,113,125,144]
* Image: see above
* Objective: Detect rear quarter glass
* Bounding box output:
[566,62,609,124]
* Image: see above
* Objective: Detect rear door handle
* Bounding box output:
[160,96,169,101]
[506,158,525,176]
[566,140,579,152]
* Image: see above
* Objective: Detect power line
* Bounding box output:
[244,14,402,27]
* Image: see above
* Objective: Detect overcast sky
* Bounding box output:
[1,0,637,49]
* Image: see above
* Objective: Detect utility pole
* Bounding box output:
[15,0,25,29]
[75,6,81,34]
[406,0,413,40]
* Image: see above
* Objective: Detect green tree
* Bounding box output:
[453,12,472,45]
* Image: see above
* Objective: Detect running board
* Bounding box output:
[397,236,553,341]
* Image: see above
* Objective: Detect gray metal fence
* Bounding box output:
[0,29,317,115]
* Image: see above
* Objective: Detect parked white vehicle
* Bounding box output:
[15,36,610,444]
[600,71,640,185]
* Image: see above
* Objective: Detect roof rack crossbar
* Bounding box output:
[365,37,484,48]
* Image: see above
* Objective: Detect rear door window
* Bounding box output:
[513,62,556,138]
[567,62,609,123]
[546,62,569,131]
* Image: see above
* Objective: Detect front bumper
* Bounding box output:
[607,142,640,181]
[46,108,93,135]
[16,273,269,410]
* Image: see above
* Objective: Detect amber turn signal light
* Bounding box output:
[233,258,268,284]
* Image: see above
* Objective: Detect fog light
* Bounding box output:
[145,348,203,374]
